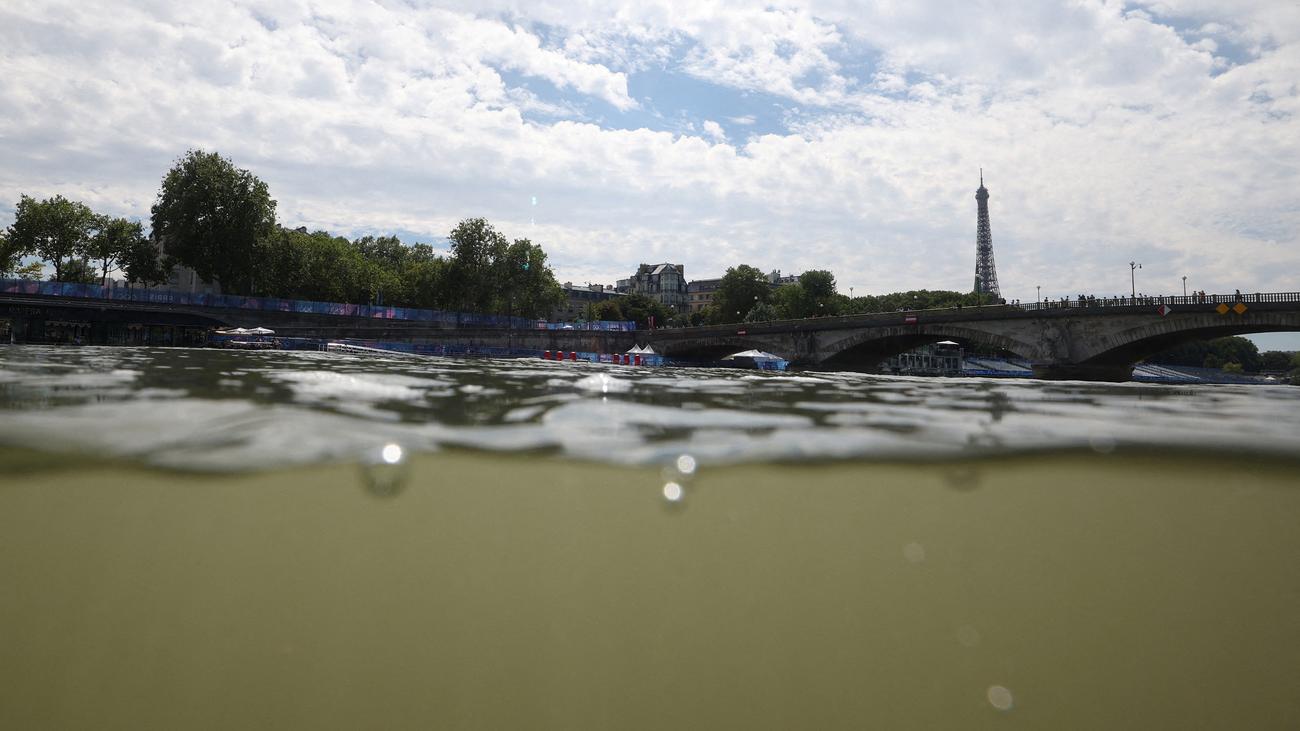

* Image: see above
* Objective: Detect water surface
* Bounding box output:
[1,345,1297,730]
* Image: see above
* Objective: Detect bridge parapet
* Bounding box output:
[643,293,1300,380]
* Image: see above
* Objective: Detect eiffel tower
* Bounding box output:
[973,170,1001,298]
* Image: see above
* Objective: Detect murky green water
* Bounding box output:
[1,345,1298,729]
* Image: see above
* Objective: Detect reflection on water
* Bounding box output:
[1,345,1298,470]
[1,345,1298,730]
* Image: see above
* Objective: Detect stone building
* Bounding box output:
[619,263,688,310]
[551,283,623,321]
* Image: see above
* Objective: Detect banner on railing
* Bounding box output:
[0,278,636,332]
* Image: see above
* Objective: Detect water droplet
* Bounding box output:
[662,481,684,503]
[361,442,410,498]
[903,542,926,563]
[675,454,697,476]
[987,685,1014,711]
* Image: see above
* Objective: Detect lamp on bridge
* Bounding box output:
[1129,261,1142,298]
[1182,276,1187,297]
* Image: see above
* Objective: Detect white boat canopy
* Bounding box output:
[725,349,781,360]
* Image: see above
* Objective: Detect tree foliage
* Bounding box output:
[119,234,170,286]
[713,264,771,323]
[1259,351,1296,372]
[6,194,96,281]
[440,219,563,318]
[151,149,277,295]
[1149,336,1262,372]
[58,258,99,285]
[581,293,668,329]
[12,262,45,280]
[0,230,19,276]
[88,216,147,286]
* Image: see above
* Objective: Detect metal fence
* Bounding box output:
[0,278,635,332]
[1017,292,1300,311]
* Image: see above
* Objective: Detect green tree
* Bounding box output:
[151,150,277,295]
[13,262,45,280]
[713,264,770,323]
[354,235,411,271]
[447,218,508,313]
[259,227,375,304]
[87,216,148,286]
[1155,336,1260,371]
[619,293,669,329]
[6,194,96,281]
[0,230,18,276]
[57,258,99,285]
[401,256,450,310]
[119,234,170,287]
[799,269,836,300]
[1260,351,1295,372]
[493,238,564,318]
[583,299,625,322]
[744,302,779,323]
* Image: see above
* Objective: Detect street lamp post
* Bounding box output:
[1036,285,1041,303]
[1182,276,1187,297]
[1129,261,1142,298]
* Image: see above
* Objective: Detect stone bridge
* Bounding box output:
[5,290,1298,381]
[643,294,1300,380]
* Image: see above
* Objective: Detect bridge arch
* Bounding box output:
[816,323,1036,368]
[653,335,791,362]
[1073,311,1300,368]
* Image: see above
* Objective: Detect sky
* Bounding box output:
[2,1,1298,346]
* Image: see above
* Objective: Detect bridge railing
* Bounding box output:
[0,278,636,332]
[1016,292,1300,311]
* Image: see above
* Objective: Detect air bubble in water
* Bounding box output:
[662,481,684,504]
[661,453,699,486]
[987,685,1014,711]
[903,541,926,563]
[675,454,697,476]
[361,442,410,498]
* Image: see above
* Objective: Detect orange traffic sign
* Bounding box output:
[1233,302,1248,314]
[1216,303,1230,315]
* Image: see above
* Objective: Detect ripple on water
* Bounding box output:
[0,345,1297,470]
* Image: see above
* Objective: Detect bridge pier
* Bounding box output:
[1031,363,1134,382]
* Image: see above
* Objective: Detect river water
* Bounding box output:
[1,344,1298,729]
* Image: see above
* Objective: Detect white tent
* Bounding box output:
[248,327,276,335]
[217,327,251,335]
[626,344,657,354]
[724,349,781,360]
